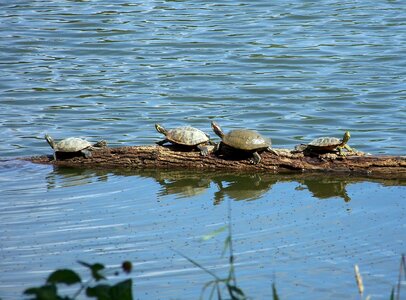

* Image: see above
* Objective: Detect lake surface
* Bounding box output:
[0,1,405,299]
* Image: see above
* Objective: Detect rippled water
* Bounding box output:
[1,162,405,299]
[1,1,405,299]
[1,0,406,157]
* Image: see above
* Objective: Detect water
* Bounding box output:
[0,1,405,299]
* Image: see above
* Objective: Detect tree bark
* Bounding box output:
[26,145,406,179]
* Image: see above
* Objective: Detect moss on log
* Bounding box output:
[26,145,406,179]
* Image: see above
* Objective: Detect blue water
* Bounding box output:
[0,1,405,299]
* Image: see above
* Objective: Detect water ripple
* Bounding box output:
[1,3,405,297]
[0,1,405,157]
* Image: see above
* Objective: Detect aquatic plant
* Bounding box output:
[174,223,247,299]
[20,232,404,300]
[174,199,281,300]
[394,254,406,300]
[23,261,133,300]
[353,254,405,300]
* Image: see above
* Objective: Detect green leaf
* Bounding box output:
[222,236,231,257]
[227,284,246,300]
[24,284,60,300]
[272,282,280,300]
[109,279,132,300]
[201,226,227,241]
[86,280,133,300]
[46,269,81,285]
[86,284,111,300]
[78,261,106,281]
[389,286,394,300]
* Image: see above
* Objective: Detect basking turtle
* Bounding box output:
[211,121,278,164]
[296,131,353,156]
[45,134,107,160]
[155,124,213,156]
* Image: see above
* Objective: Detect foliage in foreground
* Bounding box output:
[20,253,405,300]
[177,201,404,300]
[354,254,405,300]
[23,261,132,300]
[20,200,405,300]
[174,199,282,300]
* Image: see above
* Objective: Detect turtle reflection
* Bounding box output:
[150,170,211,199]
[147,170,276,203]
[46,167,108,189]
[297,177,351,202]
[213,173,277,204]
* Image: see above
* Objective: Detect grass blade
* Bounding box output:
[354,264,364,295]
[173,249,221,281]
[272,282,280,300]
[201,226,228,241]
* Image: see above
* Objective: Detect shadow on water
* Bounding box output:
[46,165,406,203]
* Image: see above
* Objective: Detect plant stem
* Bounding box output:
[227,198,237,286]
[396,254,406,300]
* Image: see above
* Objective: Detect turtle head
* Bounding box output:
[44,134,55,149]
[155,124,167,135]
[342,131,351,143]
[211,121,224,138]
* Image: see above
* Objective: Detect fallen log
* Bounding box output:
[26,145,406,179]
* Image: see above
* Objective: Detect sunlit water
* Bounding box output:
[0,1,405,299]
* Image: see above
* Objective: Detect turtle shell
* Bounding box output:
[222,129,271,151]
[166,126,209,146]
[308,137,342,150]
[55,138,92,152]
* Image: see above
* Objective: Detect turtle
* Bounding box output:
[155,124,213,156]
[296,131,353,156]
[45,134,107,160]
[211,121,278,164]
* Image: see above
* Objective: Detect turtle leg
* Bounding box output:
[203,133,216,146]
[156,139,169,146]
[214,142,222,154]
[344,144,354,153]
[251,152,262,164]
[53,151,57,161]
[208,139,216,146]
[197,144,209,156]
[336,146,346,157]
[267,147,279,156]
[81,149,92,158]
